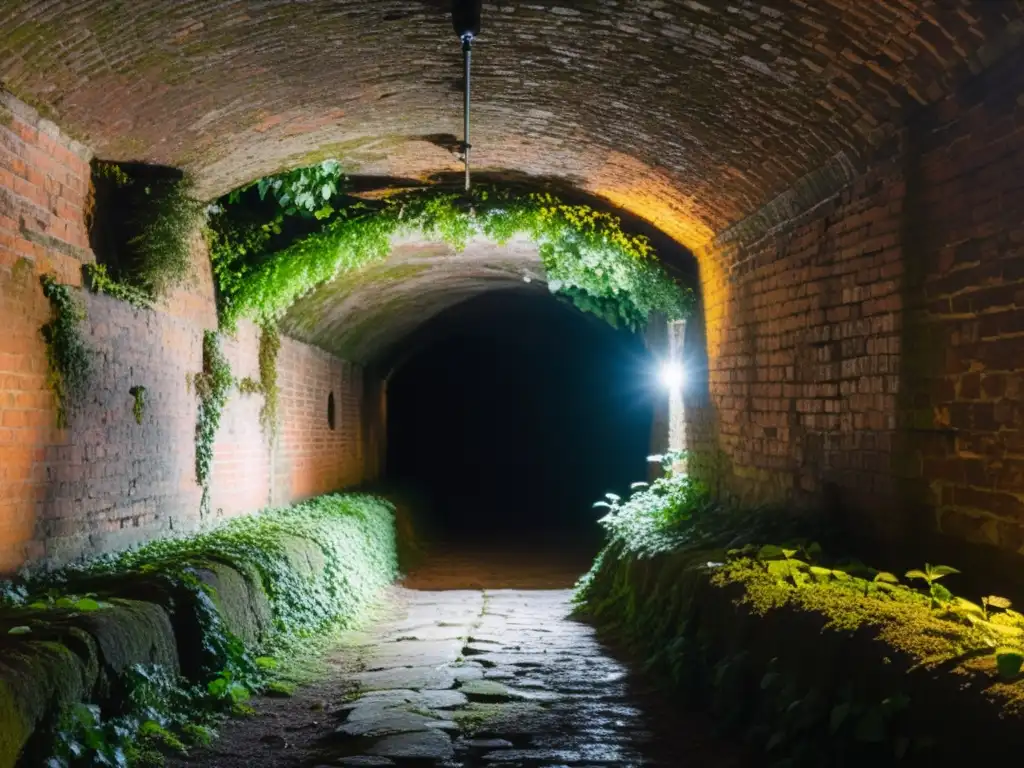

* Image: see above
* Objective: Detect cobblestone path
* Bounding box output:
[173,551,744,767]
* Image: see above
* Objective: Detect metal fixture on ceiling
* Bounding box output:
[452,0,481,192]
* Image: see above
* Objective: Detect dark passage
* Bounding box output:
[385,290,654,551]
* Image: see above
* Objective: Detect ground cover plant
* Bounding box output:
[577,455,1024,766]
[0,493,398,767]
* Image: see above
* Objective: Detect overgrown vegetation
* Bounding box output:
[130,385,147,425]
[193,331,232,514]
[39,275,91,428]
[87,161,204,303]
[207,163,691,332]
[83,263,153,309]
[257,324,280,440]
[0,493,398,767]
[578,456,1024,766]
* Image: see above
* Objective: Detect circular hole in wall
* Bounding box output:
[327,391,336,430]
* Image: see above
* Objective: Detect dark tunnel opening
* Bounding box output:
[384,289,656,556]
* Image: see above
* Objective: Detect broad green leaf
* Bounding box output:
[781,548,799,559]
[997,649,1024,680]
[929,564,960,578]
[227,681,250,703]
[809,566,833,582]
[74,598,101,612]
[255,656,278,671]
[874,571,900,584]
[7,626,31,635]
[904,569,928,582]
[985,595,1012,609]
[758,544,784,560]
[953,598,984,617]
[930,583,953,603]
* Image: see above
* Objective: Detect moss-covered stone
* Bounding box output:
[194,560,273,647]
[0,641,91,767]
[278,533,328,582]
[71,600,178,699]
[581,543,1024,765]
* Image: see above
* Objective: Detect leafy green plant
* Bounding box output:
[130,386,147,425]
[982,594,1012,620]
[257,324,280,441]
[82,263,153,309]
[208,177,691,333]
[757,544,818,587]
[127,173,204,298]
[905,564,960,608]
[250,159,347,220]
[27,590,107,612]
[592,452,713,553]
[18,493,398,765]
[193,331,233,514]
[89,163,205,302]
[40,275,91,428]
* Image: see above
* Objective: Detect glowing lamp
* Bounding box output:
[659,361,684,390]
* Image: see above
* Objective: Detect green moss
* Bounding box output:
[194,561,273,647]
[581,539,1024,764]
[73,601,178,690]
[39,275,91,429]
[0,641,91,765]
[210,177,691,333]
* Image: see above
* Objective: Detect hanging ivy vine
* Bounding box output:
[257,324,281,441]
[233,325,280,442]
[193,331,233,515]
[82,263,153,309]
[39,275,91,428]
[207,167,692,333]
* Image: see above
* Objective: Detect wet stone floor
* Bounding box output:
[172,550,744,767]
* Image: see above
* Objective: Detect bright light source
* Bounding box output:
[659,361,684,390]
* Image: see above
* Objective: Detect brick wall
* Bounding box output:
[687,46,1024,563]
[0,95,378,573]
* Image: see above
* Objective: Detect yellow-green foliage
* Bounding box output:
[209,180,691,332]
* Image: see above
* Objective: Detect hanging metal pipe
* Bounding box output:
[462,34,472,192]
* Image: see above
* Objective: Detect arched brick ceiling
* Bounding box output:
[279,235,546,364]
[3,1,1020,250]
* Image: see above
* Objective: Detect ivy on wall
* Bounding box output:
[193,331,233,515]
[257,324,281,442]
[207,166,693,333]
[82,263,153,309]
[39,275,91,428]
[235,325,280,442]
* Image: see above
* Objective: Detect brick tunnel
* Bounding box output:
[4,2,1024,766]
